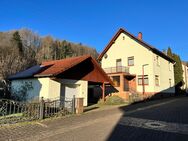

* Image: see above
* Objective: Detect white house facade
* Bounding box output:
[98,28,175,100]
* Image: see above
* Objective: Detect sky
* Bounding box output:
[0,0,188,61]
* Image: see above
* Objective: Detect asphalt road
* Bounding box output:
[1,96,188,141]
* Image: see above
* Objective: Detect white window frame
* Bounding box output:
[128,56,134,66]
[138,75,149,85]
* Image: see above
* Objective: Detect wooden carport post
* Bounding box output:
[102,82,105,102]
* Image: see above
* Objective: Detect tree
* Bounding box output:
[60,42,73,59]
[11,31,23,55]
[0,28,99,99]
[173,54,184,92]
[167,47,184,93]
[167,47,173,59]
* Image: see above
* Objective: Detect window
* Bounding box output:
[116,59,122,67]
[155,75,159,86]
[156,56,160,66]
[128,56,134,66]
[112,76,120,87]
[138,75,149,85]
[169,79,172,87]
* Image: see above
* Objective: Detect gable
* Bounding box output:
[57,58,112,83]
[98,28,175,63]
[100,32,154,68]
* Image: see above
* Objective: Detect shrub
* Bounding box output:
[98,95,125,105]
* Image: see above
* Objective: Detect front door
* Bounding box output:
[124,79,129,91]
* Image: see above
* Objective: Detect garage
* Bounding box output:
[9,55,112,106]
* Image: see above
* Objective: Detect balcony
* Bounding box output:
[103,66,129,74]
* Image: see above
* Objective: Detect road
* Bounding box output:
[0,96,188,141]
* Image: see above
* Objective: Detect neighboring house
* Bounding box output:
[9,55,112,106]
[98,28,175,100]
[182,62,188,92]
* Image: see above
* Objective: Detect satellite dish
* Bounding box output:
[104,54,108,59]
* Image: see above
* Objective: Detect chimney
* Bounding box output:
[138,32,142,40]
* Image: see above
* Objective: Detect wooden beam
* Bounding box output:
[102,83,105,102]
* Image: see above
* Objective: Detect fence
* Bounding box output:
[0,97,75,125]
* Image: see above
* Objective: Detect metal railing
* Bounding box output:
[0,97,75,125]
[103,66,129,74]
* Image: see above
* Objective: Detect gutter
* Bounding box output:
[34,74,54,77]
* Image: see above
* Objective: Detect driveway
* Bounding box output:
[0,96,188,141]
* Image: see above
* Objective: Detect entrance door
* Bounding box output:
[124,79,129,91]
[116,59,122,72]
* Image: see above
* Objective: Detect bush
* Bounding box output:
[98,95,125,105]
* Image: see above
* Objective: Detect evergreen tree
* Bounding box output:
[59,41,73,59]
[12,31,23,55]
[167,47,173,59]
[173,54,184,92]
[167,47,184,93]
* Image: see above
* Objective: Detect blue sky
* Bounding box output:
[0,0,188,61]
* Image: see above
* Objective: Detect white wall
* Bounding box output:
[11,78,88,106]
[60,79,88,106]
[182,64,188,91]
[11,78,50,101]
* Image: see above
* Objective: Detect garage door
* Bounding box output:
[61,84,80,99]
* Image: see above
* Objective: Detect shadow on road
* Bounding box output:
[106,95,188,141]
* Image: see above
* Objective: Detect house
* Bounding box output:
[182,62,188,92]
[98,28,175,100]
[9,55,112,106]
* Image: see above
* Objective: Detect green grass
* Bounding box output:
[0,113,23,119]
[98,95,127,105]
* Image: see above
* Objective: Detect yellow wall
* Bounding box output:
[48,79,61,100]
[101,32,175,93]
[153,55,175,93]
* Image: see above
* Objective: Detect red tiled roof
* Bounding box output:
[34,55,112,84]
[98,28,175,63]
[35,55,90,77]
[9,55,112,84]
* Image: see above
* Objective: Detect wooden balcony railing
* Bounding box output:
[103,66,129,74]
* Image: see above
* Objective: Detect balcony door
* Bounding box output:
[116,59,122,72]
